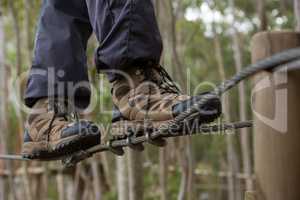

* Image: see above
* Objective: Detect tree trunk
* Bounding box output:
[56,173,65,200]
[213,27,235,200]
[116,155,129,200]
[294,0,300,31]
[0,6,7,200]
[21,163,33,200]
[8,0,22,74]
[177,140,188,200]
[227,135,243,200]
[101,153,112,188]
[91,158,102,200]
[228,0,254,194]
[0,4,18,200]
[9,2,33,199]
[159,149,168,200]
[168,0,186,88]
[74,166,84,200]
[280,0,291,11]
[186,137,194,200]
[127,150,144,200]
[167,1,195,199]
[212,24,240,200]
[256,0,268,31]
[232,33,253,193]
[23,0,33,63]
[65,173,75,200]
[154,2,172,199]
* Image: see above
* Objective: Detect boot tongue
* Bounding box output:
[27,98,49,125]
[32,98,48,109]
[112,65,180,102]
[145,66,181,95]
[111,66,147,101]
[144,67,163,84]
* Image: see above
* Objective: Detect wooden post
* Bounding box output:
[251,31,300,200]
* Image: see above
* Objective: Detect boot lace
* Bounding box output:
[46,100,79,143]
[141,65,182,120]
[144,65,181,95]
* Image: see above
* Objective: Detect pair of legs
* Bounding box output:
[23,0,164,159]
[22,0,221,160]
[25,0,163,109]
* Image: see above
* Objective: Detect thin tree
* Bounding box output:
[56,172,65,200]
[8,0,22,74]
[154,2,169,199]
[8,1,34,199]
[166,1,195,199]
[0,2,17,199]
[116,155,129,200]
[0,4,7,200]
[23,0,33,63]
[212,24,236,200]
[127,150,144,200]
[294,0,300,31]
[159,149,168,200]
[256,0,268,31]
[91,158,103,200]
[228,0,254,194]
[210,10,241,200]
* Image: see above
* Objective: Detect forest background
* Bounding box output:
[0,0,297,200]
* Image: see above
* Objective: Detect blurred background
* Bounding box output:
[0,0,297,200]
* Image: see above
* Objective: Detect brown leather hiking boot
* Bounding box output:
[111,65,222,136]
[22,98,101,160]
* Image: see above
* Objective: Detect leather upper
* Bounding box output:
[111,66,221,122]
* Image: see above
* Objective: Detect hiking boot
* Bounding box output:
[111,65,222,136]
[22,98,101,160]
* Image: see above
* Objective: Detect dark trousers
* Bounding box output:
[25,0,163,109]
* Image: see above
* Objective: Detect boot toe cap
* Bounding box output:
[172,94,222,119]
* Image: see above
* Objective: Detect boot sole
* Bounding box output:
[22,131,100,161]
